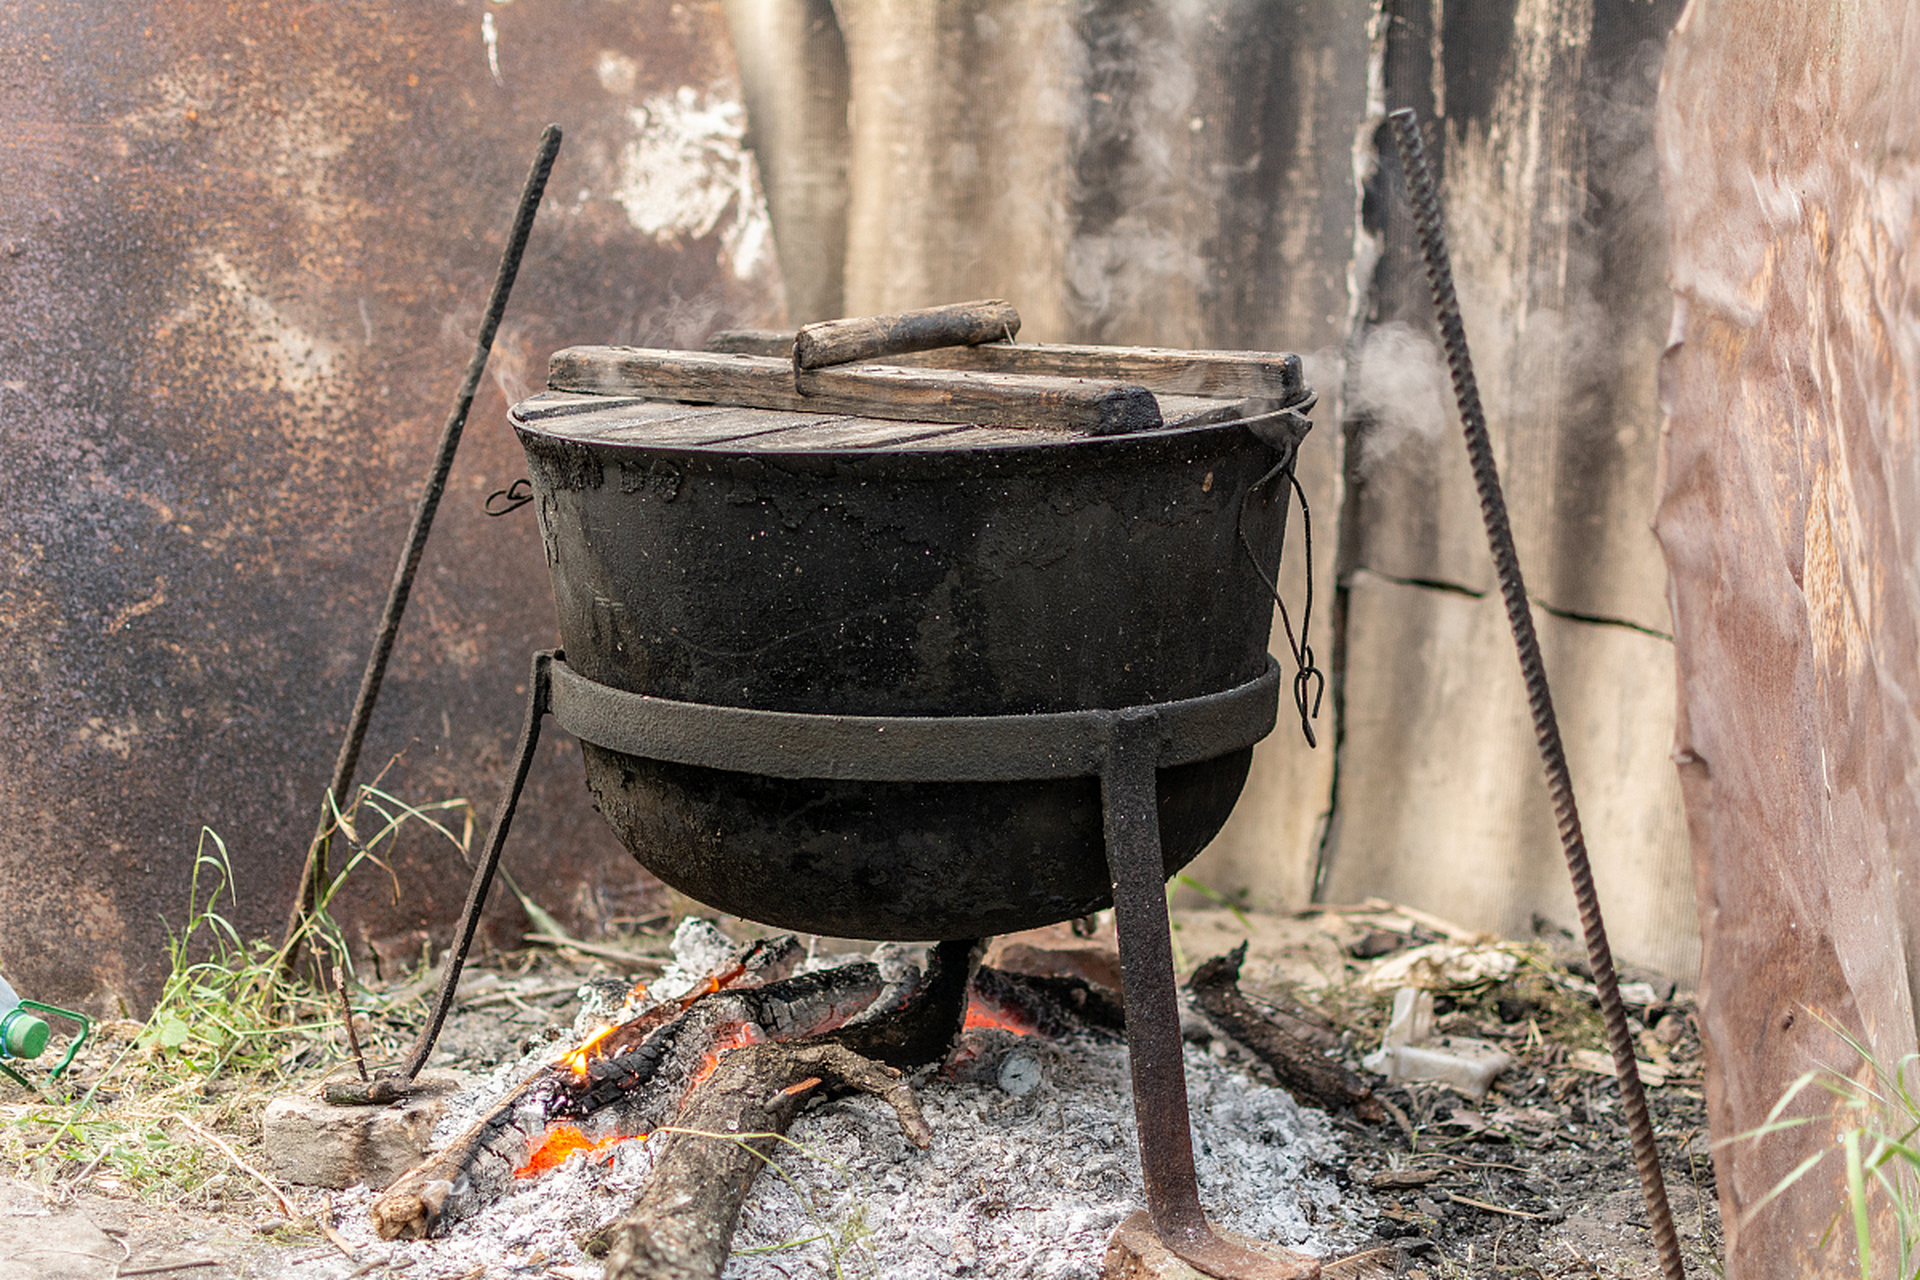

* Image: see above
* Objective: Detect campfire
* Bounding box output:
[335,921,1364,1279]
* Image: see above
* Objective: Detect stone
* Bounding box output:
[261,1069,469,1190]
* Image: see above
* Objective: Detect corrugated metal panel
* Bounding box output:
[0,0,783,1012]
[721,0,848,324]
[1656,1,1920,1272]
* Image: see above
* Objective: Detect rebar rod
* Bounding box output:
[282,125,562,957]
[1387,106,1684,1280]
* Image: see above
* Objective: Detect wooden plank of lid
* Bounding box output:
[546,346,1163,436]
[704,330,1305,402]
[906,341,1304,403]
[510,388,1245,452]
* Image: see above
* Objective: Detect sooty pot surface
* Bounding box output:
[513,380,1296,941]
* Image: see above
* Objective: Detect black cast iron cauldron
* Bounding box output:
[509,314,1311,942]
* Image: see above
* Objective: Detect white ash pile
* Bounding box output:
[722,1029,1362,1279]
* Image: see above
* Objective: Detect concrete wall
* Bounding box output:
[1320,0,1696,978]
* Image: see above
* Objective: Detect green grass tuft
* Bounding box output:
[0,778,473,1213]
[1743,1017,1920,1280]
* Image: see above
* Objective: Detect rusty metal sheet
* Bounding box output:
[0,0,783,1013]
[1656,0,1920,1272]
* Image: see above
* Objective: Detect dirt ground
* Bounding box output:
[1164,907,1719,1278]
[0,904,1718,1279]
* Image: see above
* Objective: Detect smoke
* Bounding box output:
[1349,322,1452,474]
[1059,1,1212,343]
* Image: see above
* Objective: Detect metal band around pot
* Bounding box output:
[548,655,1280,783]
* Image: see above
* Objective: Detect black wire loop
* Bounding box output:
[1237,418,1323,748]
[485,477,534,516]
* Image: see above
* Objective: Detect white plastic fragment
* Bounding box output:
[1362,986,1514,1098]
[1363,942,1521,994]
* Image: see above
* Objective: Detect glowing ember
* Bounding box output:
[780,1075,823,1098]
[963,993,1037,1035]
[686,1022,767,1093]
[695,960,747,998]
[514,1123,642,1179]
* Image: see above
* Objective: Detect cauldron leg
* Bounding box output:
[396,650,554,1083]
[1101,709,1320,1280]
[349,656,549,1097]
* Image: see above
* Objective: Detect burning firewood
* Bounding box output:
[369,934,985,1242]
[602,1041,930,1280]
[370,941,890,1239]
[969,963,1126,1039]
[1186,944,1386,1123]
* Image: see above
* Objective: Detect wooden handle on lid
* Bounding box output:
[792,300,1021,371]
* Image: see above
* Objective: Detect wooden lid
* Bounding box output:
[511,388,1256,452]
[531,338,1307,448]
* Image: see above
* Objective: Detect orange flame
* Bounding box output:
[963,993,1037,1035]
[560,1023,618,1077]
[692,961,747,1001]
[514,1123,643,1179]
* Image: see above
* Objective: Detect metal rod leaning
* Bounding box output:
[1387,107,1685,1280]
[322,652,555,1106]
[283,125,563,959]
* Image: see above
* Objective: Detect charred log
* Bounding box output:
[972,964,1127,1040]
[825,937,982,1067]
[372,937,1153,1249]
[1187,944,1385,1123]
[603,1041,930,1280]
[371,952,890,1240]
